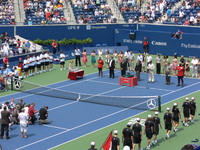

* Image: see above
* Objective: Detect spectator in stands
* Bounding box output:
[3,55,9,69]
[28,19,32,25]
[128,17,134,23]
[167,7,171,19]
[25,41,31,53]
[23,19,27,25]
[189,14,195,25]
[41,19,47,25]
[60,16,66,23]
[179,9,185,21]
[184,18,190,25]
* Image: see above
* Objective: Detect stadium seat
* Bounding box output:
[102,44,107,47]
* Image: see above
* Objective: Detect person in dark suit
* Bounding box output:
[120,58,127,76]
[0,106,11,139]
[109,56,115,78]
[135,60,142,81]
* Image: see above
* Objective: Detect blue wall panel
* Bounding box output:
[115,28,200,57]
[16,24,137,47]
[0,26,14,37]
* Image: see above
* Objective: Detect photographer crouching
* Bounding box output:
[38,106,50,125]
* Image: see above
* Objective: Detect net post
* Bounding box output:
[158,96,161,112]
[11,76,13,91]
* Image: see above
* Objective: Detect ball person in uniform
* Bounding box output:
[172,103,181,132]
[122,122,134,149]
[144,115,155,150]
[132,118,143,150]
[112,130,120,150]
[164,107,173,139]
[152,111,162,145]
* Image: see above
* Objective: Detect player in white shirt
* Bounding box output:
[18,108,28,138]
[44,51,50,71]
[36,54,42,74]
[49,53,54,71]
[137,53,143,62]
[23,56,30,78]
[98,49,103,59]
[128,51,135,71]
[60,51,66,70]
[146,53,153,65]
[191,56,198,78]
[40,52,46,72]
[147,61,155,83]
[146,53,153,72]
[29,54,36,76]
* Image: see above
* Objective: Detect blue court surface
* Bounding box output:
[0,70,200,150]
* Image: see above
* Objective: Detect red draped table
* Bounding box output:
[68,70,84,80]
[119,76,138,87]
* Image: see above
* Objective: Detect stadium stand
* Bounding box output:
[0,33,42,58]
[0,0,15,25]
[71,0,117,24]
[23,0,66,25]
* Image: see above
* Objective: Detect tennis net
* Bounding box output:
[13,80,161,111]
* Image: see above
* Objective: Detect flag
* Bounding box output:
[100,131,113,150]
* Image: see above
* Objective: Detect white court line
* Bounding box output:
[89,79,173,92]
[161,81,200,97]
[136,86,173,92]
[48,101,78,111]
[42,125,69,131]
[48,89,200,150]
[81,86,127,101]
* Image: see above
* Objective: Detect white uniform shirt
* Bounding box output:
[24,107,29,117]
[23,59,28,68]
[148,63,155,72]
[75,49,81,55]
[18,112,28,124]
[124,51,130,59]
[129,53,135,60]
[137,55,143,62]
[45,53,49,62]
[191,59,198,65]
[60,53,66,62]
[147,55,153,63]
[37,56,41,64]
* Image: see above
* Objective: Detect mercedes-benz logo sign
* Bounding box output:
[147,99,157,109]
[14,81,21,90]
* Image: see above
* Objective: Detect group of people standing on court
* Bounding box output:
[0,98,50,140]
[67,48,200,86]
[22,51,54,78]
[87,96,196,150]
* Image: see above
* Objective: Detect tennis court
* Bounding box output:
[0,64,200,150]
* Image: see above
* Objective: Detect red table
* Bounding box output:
[119,76,138,86]
[68,70,84,80]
